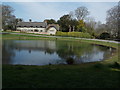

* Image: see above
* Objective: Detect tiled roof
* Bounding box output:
[17,22,47,28]
[46,24,59,30]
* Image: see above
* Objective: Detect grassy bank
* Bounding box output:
[2,34,120,88]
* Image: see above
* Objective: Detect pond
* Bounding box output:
[2,40,116,65]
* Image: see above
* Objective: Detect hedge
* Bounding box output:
[56,31,93,38]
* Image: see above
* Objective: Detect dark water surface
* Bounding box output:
[2,40,116,65]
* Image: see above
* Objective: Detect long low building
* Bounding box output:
[16,20,59,35]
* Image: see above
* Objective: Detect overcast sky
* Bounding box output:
[3,1,118,23]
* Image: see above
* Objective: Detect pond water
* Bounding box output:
[2,40,116,65]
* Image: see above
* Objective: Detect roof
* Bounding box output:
[17,22,47,28]
[46,24,59,30]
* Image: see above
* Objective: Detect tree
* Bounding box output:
[2,4,15,30]
[94,22,108,38]
[69,19,78,32]
[57,14,78,32]
[69,12,78,32]
[106,3,119,39]
[0,5,2,30]
[68,6,89,32]
[77,20,86,32]
[118,1,120,39]
[13,18,23,30]
[57,14,71,32]
[45,19,57,24]
[69,11,75,19]
[85,17,96,35]
[75,6,89,20]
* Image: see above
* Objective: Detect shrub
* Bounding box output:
[56,31,92,38]
[99,32,110,39]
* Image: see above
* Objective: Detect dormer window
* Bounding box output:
[40,26,43,28]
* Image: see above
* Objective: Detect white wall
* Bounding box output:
[17,27,57,35]
[47,27,57,35]
[17,27,46,32]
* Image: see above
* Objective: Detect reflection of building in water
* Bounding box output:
[14,40,57,53]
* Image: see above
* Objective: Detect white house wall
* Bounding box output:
[17,27,46,32]
[47,27,57,35]
[17,27,57,35]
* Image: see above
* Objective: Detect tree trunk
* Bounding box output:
[73,26,75,32]
[69,25,71,32]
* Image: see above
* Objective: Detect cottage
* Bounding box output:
[16,20,59,35]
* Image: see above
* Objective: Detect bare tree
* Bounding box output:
[118,1,120,39]
[75,6,89,20]
[0,5,2,30]
[106,3,119,39]
[2,4,15,30]
[85,17,96,35]
[69,11,75,20]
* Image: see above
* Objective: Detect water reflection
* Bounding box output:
[2,40,116,65]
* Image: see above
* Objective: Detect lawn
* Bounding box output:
[2,34,120,88]
[3,63,120,88]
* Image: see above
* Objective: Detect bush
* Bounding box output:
[56,31,93,38]
[99,32,110,39]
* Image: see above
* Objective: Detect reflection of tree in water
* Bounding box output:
[44,48,55,55]
[56,41,93,64]
[92,44,116,60]
[2,40,16,64]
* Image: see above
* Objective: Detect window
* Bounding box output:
[40,30,43,32]
[34,29,39,32]
[40,26,43,28]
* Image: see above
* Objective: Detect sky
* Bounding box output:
[3,1,118,23]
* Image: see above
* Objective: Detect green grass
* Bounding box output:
[3,64,120,88]
[2,34,120,88]
[1,34,51,40]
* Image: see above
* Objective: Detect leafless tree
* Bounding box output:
[85,17,96,35]
[0,5,2,30]
[75,6,89,20]
[118,1,120,39]
[106,2,119,38]
[69,11,75,20]
[2,4,15,30]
